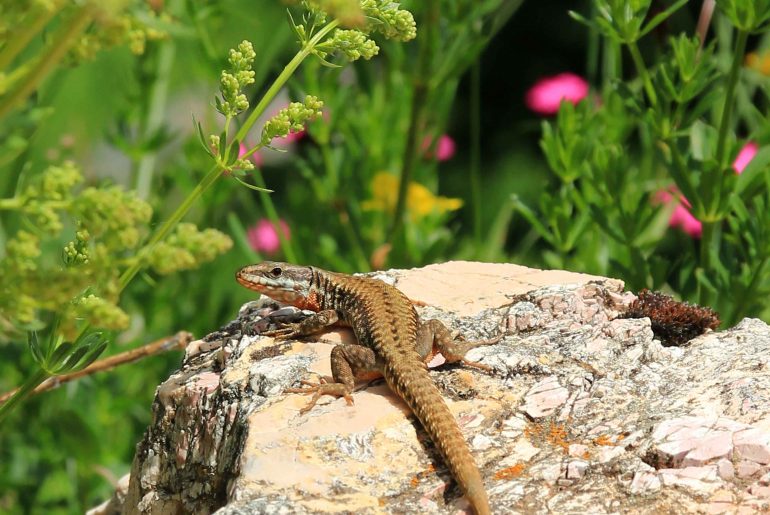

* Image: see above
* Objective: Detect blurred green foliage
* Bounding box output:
[1,0,770,512]
[521,0,770,325]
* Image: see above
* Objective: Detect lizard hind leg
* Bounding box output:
[417,319,502,372]
[286,344,382,414]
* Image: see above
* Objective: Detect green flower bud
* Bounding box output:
[261,96,324,145]
[147,223,233,275]
[360,0,416,42]
[327,29,379,61]
[73,294,129,330]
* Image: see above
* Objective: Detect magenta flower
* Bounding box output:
[525,73,589,115]
[654,189,702,239]
[247,219,290,254]
[422,134,456,161]
[239,142,263,167]
[273,129,306,146]
[669,204,702,238]
[733,141,758,174]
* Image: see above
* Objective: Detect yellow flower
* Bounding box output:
[746,52,770,76]
[362,172,463,220]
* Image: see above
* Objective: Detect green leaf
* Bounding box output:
[233,175,273,193]
[226,138,241,166]
[639,0,689,37]
[193,115,214,158]
[287,9,305,43]
[69,340,107,372]
[667,148,701,212]
[63,346,89,370]
[690,120,718,162]
[511,195,553,246]
[218,129,227,160]
[315,55,342,68]
[695,267,719,295]
[47,341,74,370]
[28,332,44,365]
[588,203,625,243]
[568,10,595,29]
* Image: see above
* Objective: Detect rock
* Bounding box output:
[736,461,762,478]
[734,427,770,464]
[566,460,588,479]
[94,261,770,514]
[716,458,734,480]
[520,375,569,418]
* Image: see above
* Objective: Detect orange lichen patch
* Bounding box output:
[582,450,591,460]
[548,423,569,450]
[524,421,571,452]
[593,435,615,446]
[410,465,436,487]
[494,463,527,480]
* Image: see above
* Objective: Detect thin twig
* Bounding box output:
[0,331,193,404]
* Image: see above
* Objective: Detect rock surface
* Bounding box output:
[99,261,770,514]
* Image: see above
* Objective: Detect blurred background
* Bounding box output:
[1,0,765,512]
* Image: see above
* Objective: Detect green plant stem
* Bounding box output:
[0,197,23,209]
[388,0,437,242]
[0,368,49,423]
[136,11,178,200]
[387,83,426,242]
[586,0,600,83]
[715,28,748,167]
[626,40,657,107]
[698,220,719,303]
[469,60,482,244]
[0,4,62,72]
[0,4,95,120]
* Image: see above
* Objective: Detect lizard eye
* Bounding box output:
[270,267,282,277]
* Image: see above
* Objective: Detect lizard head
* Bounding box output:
[236,262,321,310]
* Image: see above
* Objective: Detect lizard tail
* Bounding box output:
[383,358,491,515]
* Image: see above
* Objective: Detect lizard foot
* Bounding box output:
[260,324,301,340]
[454,333,504,373]
[285,378,354,414]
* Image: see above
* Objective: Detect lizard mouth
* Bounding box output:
[236,269,305,305]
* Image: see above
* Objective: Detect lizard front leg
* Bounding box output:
[416,319,502,372]
[259,309,340,340]
[287,344,384,414]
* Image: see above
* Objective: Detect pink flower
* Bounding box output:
[525,73,589,115]
[239,143,263,167]
[733,141,758,174]
[422,134,456,161]
[273,129,306,146]
[247,219,290,254]
[654,189,702,239]
[669,204,702,238]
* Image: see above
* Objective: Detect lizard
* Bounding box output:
[236,261,501,515]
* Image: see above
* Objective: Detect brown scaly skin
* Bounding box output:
[236,262,499,515]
